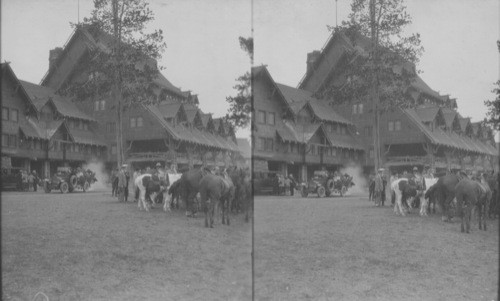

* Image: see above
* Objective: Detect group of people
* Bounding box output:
[18,170,40,192]
[110,162,178,203]
[275,173,297,196]
[370,166,426,207]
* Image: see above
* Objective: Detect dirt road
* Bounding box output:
[1,190,252,301]
[254,194,498,301]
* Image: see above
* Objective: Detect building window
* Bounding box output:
[130,117,136,128]
[257,110,266,124]
[310,145,315,155]
[2,134,9,146]
[137,117,143,127]
[358,104,363,114]
[369,148,374,158]
[388,121,394,132]
[395,120,401,131]
[258,137,266,151]
[107,122,116,133]
[99,100,106,111]
[332,148,337,157]
[83,123,88,130]
[79,120,84,129]
[2,107,9,121]
[94,101,99,111]
[341,126,346,135]
[290,143,296,153]
[34,140,41,150]
[364,126,372,136]
[10,109,18,122]
[266,138,274,151]
[267,112,275,125]
[352,104,357,115]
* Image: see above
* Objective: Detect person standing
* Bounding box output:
[124,168,130,202]
[132,168,140,202]
[32,171,39,192]
[288,174,297,196]
[27,171,34,191]
[117,164,127,202]
[111,169,118,197]
[374,168,384,207]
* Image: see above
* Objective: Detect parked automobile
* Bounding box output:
[253,171,279,195]
[301,170,353,197]
[1,167,23,191]
[43,167,93,193]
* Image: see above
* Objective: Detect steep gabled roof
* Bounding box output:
[183,103,200,123]
[413,107,440,123]
[41,26,186,99]
[143,104,238,152]
[69,127,107,146]
[458,116,471,133]
[19,118,74,142]
[276,122,331,146]
[299,31,448,103]
[441,108,458,129]
[19,80,95,121]
[1,63,38,113]
[157,101,183,119]
[274,82,352,126]
[200,113,213,128]
[404,108,496,156]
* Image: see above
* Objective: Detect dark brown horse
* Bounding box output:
[178,168,212,216]
[199,173,235,228]
[455,178,491,233]
[425,174,462,222]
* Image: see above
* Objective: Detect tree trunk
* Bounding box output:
[112,0,123,168]
[370,0,381,173]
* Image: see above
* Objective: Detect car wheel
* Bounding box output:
[60,182,69,194]
[326,179,335,194]
[301,186,309,197]
[83,181,90,192]
[69,175,77,189]
[317,186,326,198]
[44,182,51,193]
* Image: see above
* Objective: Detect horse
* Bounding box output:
[455,178,491,233]
[199,173,235,228]
[424,174,462,222]
[161,172,183,212]
[391,178,418,216]
[134,174,168,212]
[178,168,212,217]
[420,177,439,216]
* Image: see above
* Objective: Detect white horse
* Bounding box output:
[135,174,169,212]
[163,173,182,212]
[420,177,438,216]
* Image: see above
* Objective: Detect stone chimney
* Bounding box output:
[49,47,63,70]
[306,50,321,74]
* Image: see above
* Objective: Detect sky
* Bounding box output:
[2,0,499,141]
[1,0,252,137]
[254,0,499,139]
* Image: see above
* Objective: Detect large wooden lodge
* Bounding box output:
[252,65,364,181]
[253,30,497,180]
[2,26,240,177]
[298,31,497,174]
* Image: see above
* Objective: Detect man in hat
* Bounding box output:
[117,164,127,202]
[374,168,385,207]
